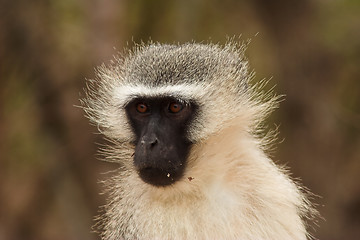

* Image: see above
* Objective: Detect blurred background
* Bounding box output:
[0,0,359,239]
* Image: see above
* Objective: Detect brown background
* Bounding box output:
[1,0,359,239]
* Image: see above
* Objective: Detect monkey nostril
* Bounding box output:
[140,138,158,148]
[150,139,158,147]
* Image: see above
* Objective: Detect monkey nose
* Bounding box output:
[141,136,158,148]
[150,138,158,147]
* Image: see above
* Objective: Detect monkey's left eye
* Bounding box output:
[168,102,183,113]
[136,103,149,113]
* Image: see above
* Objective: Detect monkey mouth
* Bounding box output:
[138,167,182,186]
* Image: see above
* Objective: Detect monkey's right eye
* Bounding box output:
[136,103,148,113]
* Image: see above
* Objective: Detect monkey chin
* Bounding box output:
[137,166,184,187]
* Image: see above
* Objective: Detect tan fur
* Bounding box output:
[100,118,313,240]
[82,42,316,240]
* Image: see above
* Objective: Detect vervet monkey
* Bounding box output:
[82,42,316,240]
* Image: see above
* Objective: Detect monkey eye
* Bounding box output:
[168,102,183,113]
[136,103,149,113]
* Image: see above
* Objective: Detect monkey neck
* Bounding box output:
[105,121,309,240]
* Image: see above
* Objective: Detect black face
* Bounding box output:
[125,97,196,187]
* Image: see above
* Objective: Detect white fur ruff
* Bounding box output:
[101,120,311,240]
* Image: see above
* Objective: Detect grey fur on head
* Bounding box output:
[83,42,275,143]
[82,41,317,240]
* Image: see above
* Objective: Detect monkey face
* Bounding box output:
[125,97,196,186]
